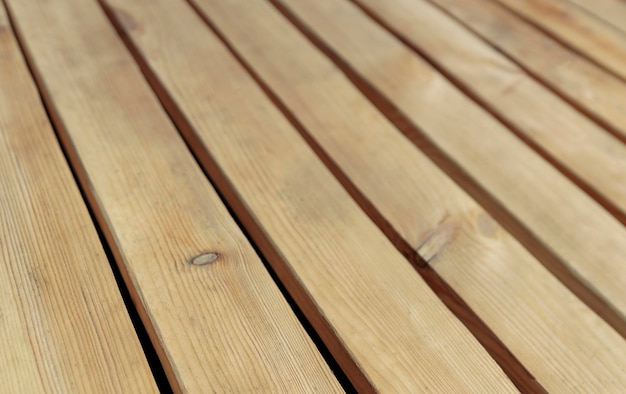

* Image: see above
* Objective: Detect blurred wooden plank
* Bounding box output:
[427,0,626,143]
[0,5,157,393]
[274,0,626,327]
[493,0,626,81]
[352,0,626,222]
[4,0,343,392]
[101,0,519,391]
[184,0,626,391]
[567,0,626,33]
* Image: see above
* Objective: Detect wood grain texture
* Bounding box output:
[352,0,626,223]
[566,0,626,33]
[427,0,626,143]
[102,0,519,391]
[275,0,626,324]
[492,0,626,81]
[0,4,157,393]
[4,0,342,392]
[185,0,626,391]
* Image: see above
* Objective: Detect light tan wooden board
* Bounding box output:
[354,0,626,223]
[276,0,626,323]
[427,0,626,143]
[567,0,626,33]
[102,0,519,391]
[186,0,626,391]
[0,4,157,393]
[493,0,626,81]
[4,0,342,392]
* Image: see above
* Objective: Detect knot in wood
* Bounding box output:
[190,252,219,266]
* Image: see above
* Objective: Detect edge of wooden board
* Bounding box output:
[4,0,344,391]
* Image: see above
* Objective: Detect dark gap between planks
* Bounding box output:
[264,0,626,341]
[424,0,626,146]
[1,2,173,392]
[349,0,626,227]
[493,0,626,89]
[97,1,358,392]
[345,0,626,336]
[564,0,626,36]
[186,0,547,391]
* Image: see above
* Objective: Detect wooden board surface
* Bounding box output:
[275,0,626,327]
[493,0,626,81]
[4,0,626,390]
[184,0,626,391]
[353,0,626,224]
[102,0,520,391]
[4,0,343,392]
[427,0,626,143]
[0,4,157,392]
[567,0,626,33]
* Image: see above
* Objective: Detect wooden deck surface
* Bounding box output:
[1,0,625,392]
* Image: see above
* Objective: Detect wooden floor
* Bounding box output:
[1,0,625,392]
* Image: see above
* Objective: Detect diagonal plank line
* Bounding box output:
[0,1,160,391]
[96,2,516,388]
[267,0,626,338]
[1,6,174,391]
[422,0,626,145]
[180,0,626,391]
[4,0,344,391]
[563,0,626,35]
[491,0,626,84]
[96,6,356,391]
[179,0,544,391]
[347,0,626,226]
[96,1,369,390]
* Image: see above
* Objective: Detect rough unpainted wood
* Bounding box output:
[353,0,626,223]
[275,0,626,325]
[102,0,519,391]
[493,0,626,81]
[428,0,626,143]
[567,0,626,33]
[0,4,157,393]
[187,0,626,391]
[4,0,342,392]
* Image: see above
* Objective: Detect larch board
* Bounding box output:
[566,0,626,33]
[276,0,626,325]
[0,4,157,393]
[4,0,342,392]
[102,0,519,391]
[493,0,626,81]
[354,0,626,223]
[4,0,626,391]
[428,0,626,143]
[186,0,626,391]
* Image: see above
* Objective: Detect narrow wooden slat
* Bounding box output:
[351,0,626,222]
[184,0,626,391]
[493,0,626,81]
[4,0,343,392]
[274,0,626,326]
[427,0,626,143]
[566,0,626,33]
[101,0,520,391]
[0,5,157,392]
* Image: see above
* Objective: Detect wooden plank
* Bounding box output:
[427,0,626,143]
[492,0,626,81]
[0,5,157,393]
[274,0,626,326]
[4,0,343,392]
[351,0,626,223]
[100,0,520,391]
[184,0,626,391]
[566,0,626,33]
